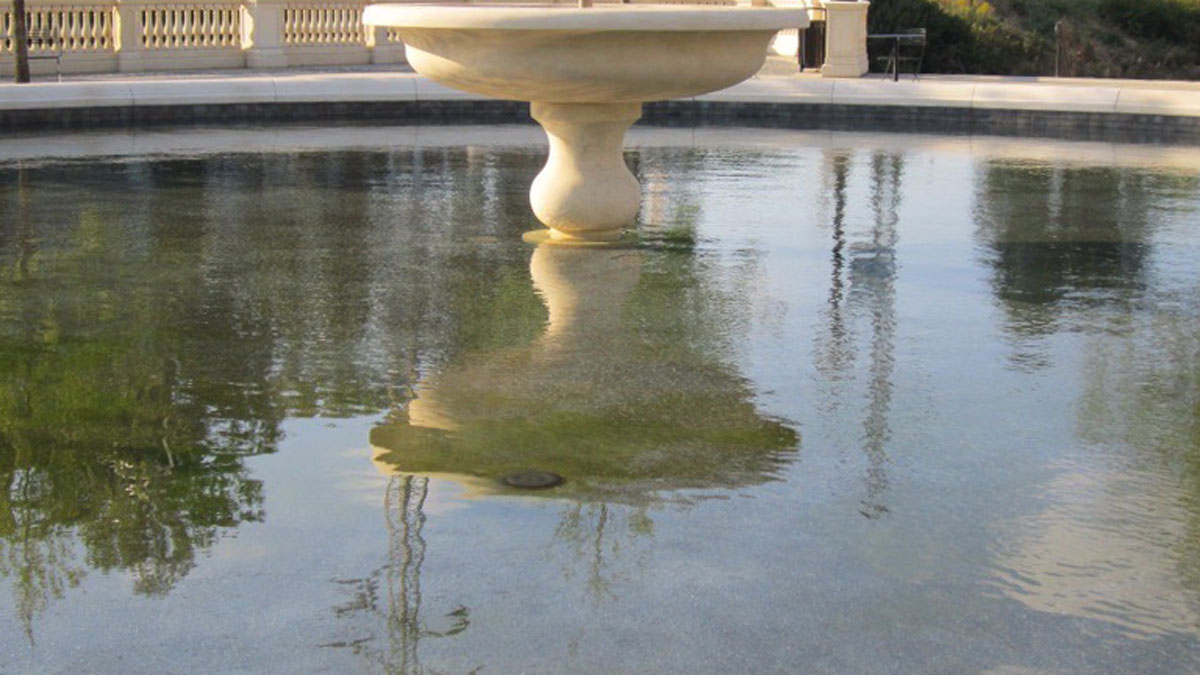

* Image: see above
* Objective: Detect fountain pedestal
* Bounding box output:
[529,101,642,243]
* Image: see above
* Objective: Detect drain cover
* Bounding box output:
[500,470,564,489]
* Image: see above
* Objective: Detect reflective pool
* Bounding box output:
[1,126,1199,673]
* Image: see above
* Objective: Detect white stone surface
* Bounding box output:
[274,74,417,103]
[830,79,975,107]
[0,81,134,110]
[3,71,1200,119]
[972,82,1121,113]
[412,78,489,101]
[699,77,835,104]
[1114,88,1200,117]
[127,78,279,106]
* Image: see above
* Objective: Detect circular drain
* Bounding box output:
[500,470,564,490]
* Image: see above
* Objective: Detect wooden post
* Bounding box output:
[11,0,31,82]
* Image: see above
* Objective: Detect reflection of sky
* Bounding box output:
[3,129,1200,673]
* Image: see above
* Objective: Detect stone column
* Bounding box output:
[243,0,288,68]
[114,0,148,72]
[821,0,869,78]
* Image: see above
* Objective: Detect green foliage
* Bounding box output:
[867,0,1200,78]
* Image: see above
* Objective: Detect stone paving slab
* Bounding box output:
[2,57,1198,121]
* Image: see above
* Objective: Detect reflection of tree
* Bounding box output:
[1077,286,1200,606]
[813,151,902,518]
[989,286,1200,637]
[975,159,1200,636]
[330,476,473,675]
[0,147,544,639]
[553,502,654,600]
[973,162,1199,368]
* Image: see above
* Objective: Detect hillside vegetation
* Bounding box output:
[865,0,1200,79]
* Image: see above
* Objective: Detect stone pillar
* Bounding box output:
[821,0,869,78]
[367,26,407,65]
[114,0,148,72]
[243,0,288,68]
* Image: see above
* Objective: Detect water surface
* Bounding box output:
[1,126,1199,673]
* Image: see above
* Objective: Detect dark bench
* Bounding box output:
[3,29,63,81]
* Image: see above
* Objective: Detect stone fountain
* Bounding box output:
[362,3,808,243]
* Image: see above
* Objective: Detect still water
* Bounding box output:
[1,126,1199,673]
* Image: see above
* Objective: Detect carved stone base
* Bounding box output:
[529,101,643,243]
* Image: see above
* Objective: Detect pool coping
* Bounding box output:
[3,68,1199,143]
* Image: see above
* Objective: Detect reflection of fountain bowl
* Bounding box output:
[363,4,807,242]
[369,244,798,502]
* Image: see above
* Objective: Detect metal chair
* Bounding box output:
[876,28,926,81]
[3,28,63,81]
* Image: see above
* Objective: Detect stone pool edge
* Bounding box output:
[2,72,1199,143]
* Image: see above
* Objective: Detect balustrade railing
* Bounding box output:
[141,2,241,49]
[2,0,406,76]
[283,3,364,44]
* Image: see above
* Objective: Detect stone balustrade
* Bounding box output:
[2,0,406,76]
[3,0,865,78]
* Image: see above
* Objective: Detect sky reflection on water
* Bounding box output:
[1,127,1199,673]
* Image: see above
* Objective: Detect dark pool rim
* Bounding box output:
[3,99,1198,146]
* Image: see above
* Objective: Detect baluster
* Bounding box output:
[181,5,190,48]
[161,6,169,49]
[69,9,80,50]
[70,9,81,51]
[161,7,170,49]
[184,6,193,48]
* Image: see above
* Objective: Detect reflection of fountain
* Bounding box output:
[371,244,797,501]
[363,4,805,243]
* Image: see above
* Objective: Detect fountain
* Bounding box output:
[362,3,808,243]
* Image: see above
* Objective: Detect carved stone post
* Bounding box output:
[821,0,869,78]
[367,25,405,65]
[114,0,148,72]
[243,0,288,68]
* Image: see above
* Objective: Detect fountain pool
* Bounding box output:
[1,124,1199,673]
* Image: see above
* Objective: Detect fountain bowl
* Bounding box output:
[362,4,809,103]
